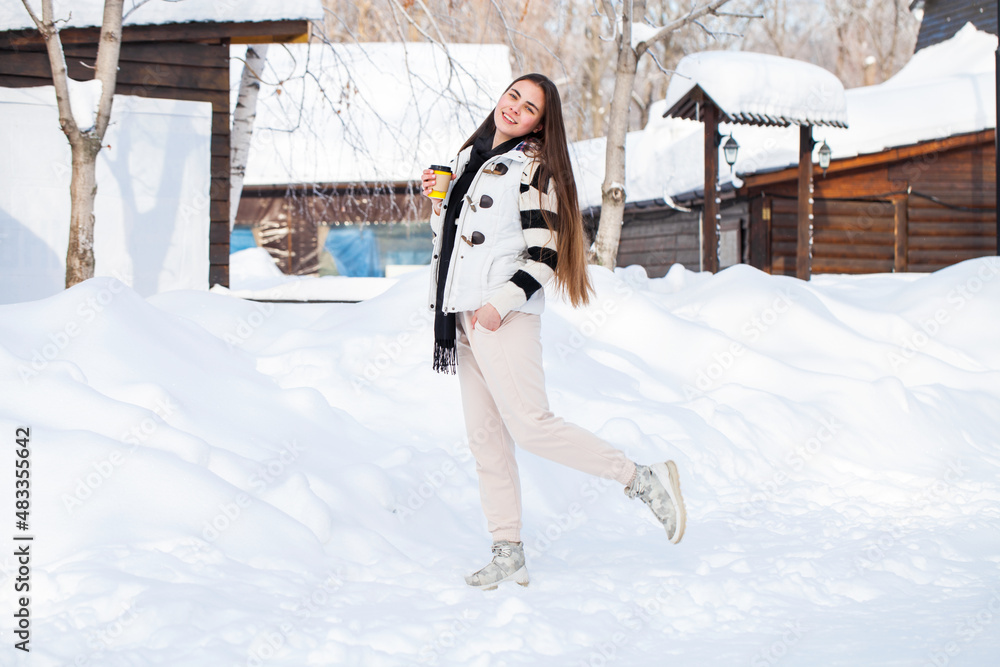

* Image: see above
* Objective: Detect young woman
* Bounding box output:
[421,73,686,590]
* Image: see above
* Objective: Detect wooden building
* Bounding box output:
[743,129,996,275]
[613,127,998,279]
[0,9,318,288]
[236,181,433,276]
[579,22,997,279]
[584,192,748,277]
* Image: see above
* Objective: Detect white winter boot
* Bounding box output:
[465,540,529,590]
[625,461,686,544]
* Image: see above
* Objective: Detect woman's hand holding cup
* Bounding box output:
[421,169,443,216]
[423,165,453,216]
[421,168,437,197]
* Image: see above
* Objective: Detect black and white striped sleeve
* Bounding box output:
[488,160,559,318]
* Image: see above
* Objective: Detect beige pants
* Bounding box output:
[457,310,636,543]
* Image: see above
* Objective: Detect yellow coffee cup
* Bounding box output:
[429,165,452,199]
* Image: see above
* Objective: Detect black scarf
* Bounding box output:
[433,134,522,374]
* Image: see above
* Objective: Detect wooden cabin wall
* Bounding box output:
[896,140,996,272]
[255,184,433,228]
[0,36,231,286]
[748,133,996,276]
[615,202,747,277]
[616,208,700,277]
[765,196,897,275]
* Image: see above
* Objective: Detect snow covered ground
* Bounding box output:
[1,257,999,666]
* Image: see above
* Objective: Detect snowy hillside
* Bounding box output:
[1,258,999,665]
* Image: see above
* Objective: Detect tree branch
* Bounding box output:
[411,0,449,48]
[385,0,447,49]
[19,0,45,32]
[645,46,676,77]
[715,10,765,20]
[600,0,618,43]
[631,89,646,109]
[487,0,524,69]
[26,0,80,142]
[93,0,124,139]
[634,0,733,56]
[693,18,742,40]
[122,0,156,22]
[692,19,712,37]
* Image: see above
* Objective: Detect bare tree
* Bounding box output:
[744,0,820,59]
[320,0,597,136]
[591,0,744,269]
[820,0,917,87]
[21,0,124,288]
[738,0,918,88]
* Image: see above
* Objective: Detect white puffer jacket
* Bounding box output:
[427,142,557,318]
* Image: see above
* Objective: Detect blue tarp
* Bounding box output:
[233,224,431,277]
[325,226,380,277]
[230,226,256,253]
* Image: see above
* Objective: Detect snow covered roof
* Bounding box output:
[817,23,996,164]
[570,116,705,212]
[573,23,996,209]
[662,50,849,128]
[240,42,512,186]
[1,0,324,31]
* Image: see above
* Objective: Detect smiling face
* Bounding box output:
[492,79,546,147]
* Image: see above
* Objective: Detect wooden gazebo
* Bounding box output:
[662,51,848,279]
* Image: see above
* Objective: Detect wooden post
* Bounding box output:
[893,194,909,273]
[703,102,719,273]
[796,124,814,280]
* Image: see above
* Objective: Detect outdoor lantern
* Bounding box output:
[818,140,832,175]
[722,134,739,171]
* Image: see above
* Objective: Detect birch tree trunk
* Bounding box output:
[592,0,736,269]
[592,0,643,269]
[66,138,104,287]
[22,0,124,288]
[230,44,269,230]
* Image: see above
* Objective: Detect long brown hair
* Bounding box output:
[461,73,593,307]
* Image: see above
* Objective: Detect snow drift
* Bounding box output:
[1,258,999,665]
